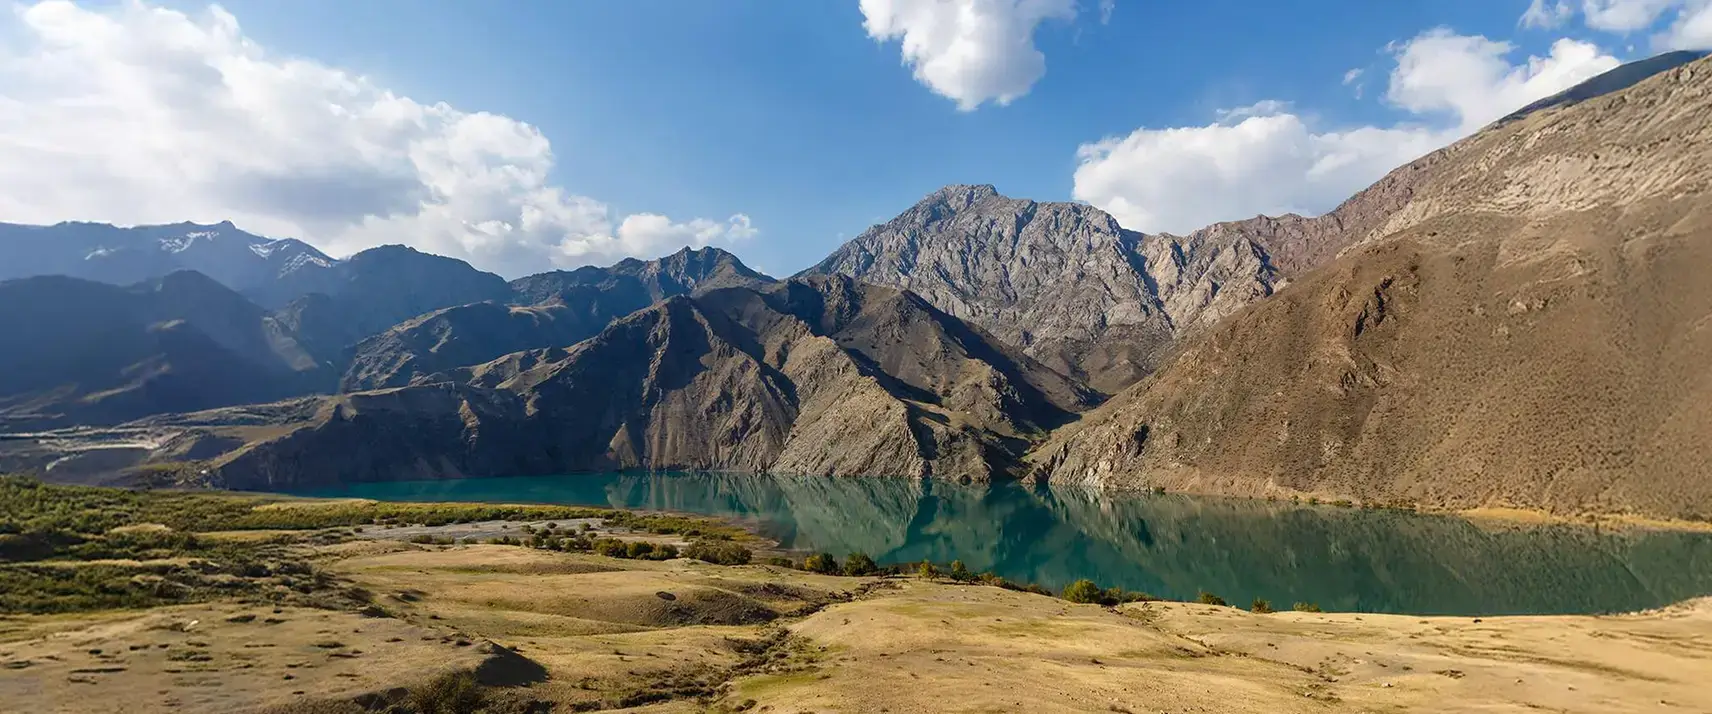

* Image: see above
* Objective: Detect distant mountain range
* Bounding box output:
[0,240,773,428]
[0,220,334,297]
[3,52,1710,520]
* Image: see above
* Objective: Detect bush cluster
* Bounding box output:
[1061,579,1156,606]
[683,540,752,565]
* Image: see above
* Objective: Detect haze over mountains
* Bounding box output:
[2,52,1709,520]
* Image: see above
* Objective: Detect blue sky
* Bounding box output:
[4,1,1709,277]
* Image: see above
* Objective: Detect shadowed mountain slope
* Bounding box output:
[0,272,325,428]
[195,276,1093,490]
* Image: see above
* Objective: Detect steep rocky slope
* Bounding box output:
[201,276,1093,489]
[0,272,324,428]
[339,247,774,391]
[802,186,1279,392]
[1033,55,1712,520]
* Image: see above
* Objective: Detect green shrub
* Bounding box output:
[1292,601,1323,613]
[916,561,940,580]
[1102,587,1154,605]
[651,543,679,560]
[804,552,840,575]
[683,540,751,565]
[765,556,797,569]
[841,552,878,576]
[594,538,629,558]
[1196,591,1228,607]
[1250,598,1274,614]
[625,541,655,559]
[1062,579,1102,604]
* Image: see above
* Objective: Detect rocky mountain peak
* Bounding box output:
[803,184,1273,392]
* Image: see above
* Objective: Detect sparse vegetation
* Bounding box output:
[1061,578,1153,606]
[1293,601,1323,612]
[1196,591,1228,607]
[916,560,940,580]
[1250,598,1273,614]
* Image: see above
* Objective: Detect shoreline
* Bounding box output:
[264,472,1712,535]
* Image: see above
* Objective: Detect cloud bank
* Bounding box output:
[0,1,754,277]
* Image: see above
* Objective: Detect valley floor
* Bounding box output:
[3,540,1708,713]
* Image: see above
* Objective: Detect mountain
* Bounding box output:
[338,247,775,391]
[0,221,334,293]
[0,272,325,428]
[802,186,1278,393]
[1031,54,1712,521]
[191,276,1094,489]
[265,245,513,365]
[1497,50,1708,124]
[337,303,591,391]
[509,246,772,305]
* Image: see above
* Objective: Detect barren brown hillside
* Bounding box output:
[1032,56,1712,521]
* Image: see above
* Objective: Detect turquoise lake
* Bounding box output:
[296,472,1712,616]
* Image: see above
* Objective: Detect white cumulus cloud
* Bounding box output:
[1070,29,1620,235]
[0,0,755,277]
[859,0,1077,111]
[1526,0,1712,49]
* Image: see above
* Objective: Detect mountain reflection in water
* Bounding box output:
[296,472,1712,616]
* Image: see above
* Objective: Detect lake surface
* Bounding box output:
[296,472,1712,616]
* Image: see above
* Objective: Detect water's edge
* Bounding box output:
[289,471,1712,617]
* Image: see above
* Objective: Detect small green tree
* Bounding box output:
[1196,590,1228,607]
[917,560,940,580]
[804,552,840,575]
[1250,598,1274,614]
[948,560,972,582]
[1062,579,1102,604]
[842,552,878,576]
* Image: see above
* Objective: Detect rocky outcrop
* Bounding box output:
[208,276,1094,489]
[1031,54,1712,520]
[802,186,1279,393]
